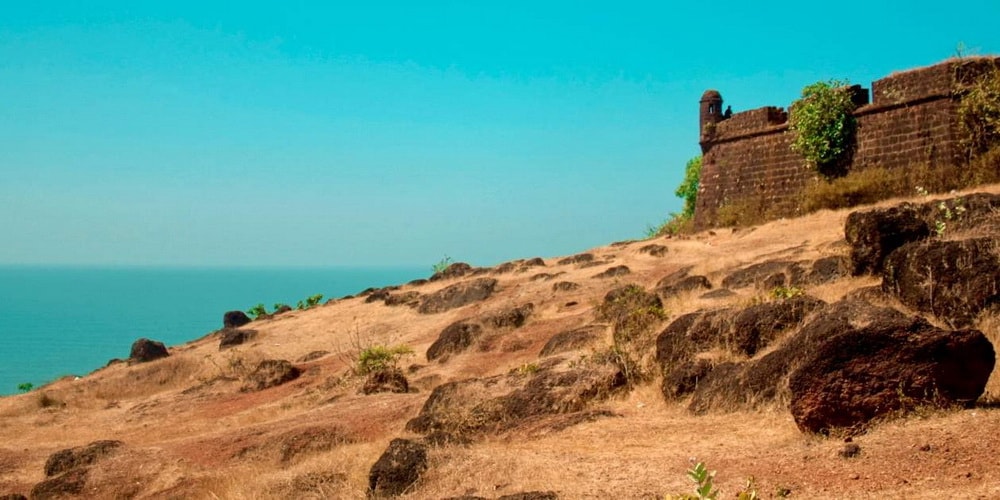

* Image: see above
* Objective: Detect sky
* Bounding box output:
[2,1,999,267]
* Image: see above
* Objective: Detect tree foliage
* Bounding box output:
[789,80,858,176]
[957,62,1000,157]
[675,155,702,219]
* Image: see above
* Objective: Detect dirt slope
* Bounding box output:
[1,185,999,499]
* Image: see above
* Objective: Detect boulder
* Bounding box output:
[657,275,712,297]
[593,265,631,279]
[638,244,668,257]
[429,262,473,281]
[426,304,534,361]
[44,440,123,477]
[219,328,257,350]
[129,338,169,363]
[789,316,994,434]
[721,260,794,289]
[661,358,713,400]
[406,362,626,441]
[882,237,1000,327]
[427,321,484,361]
[488,303,534,329]
[418,278,498,314]
[30,468,88,500]
[241,360,301,392]
[361,368,410,395]
[844,204,929,275]
[223,310,252,328]
[730,296,825,356]
[540,325,604,357]
[552,281,579,292]
[384,291,421,307]
[557,253,594,265]
[368,439,428,497]
[686,299,905,414]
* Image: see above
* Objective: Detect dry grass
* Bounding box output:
[1,183,1000,499]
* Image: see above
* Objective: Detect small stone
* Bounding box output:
[839,443,862,458]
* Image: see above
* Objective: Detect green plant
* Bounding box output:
[356,344,414,375]
[432,255,454,274]
[17,382,33,393]
[273,302,290,311]
[686,462,718,500]
[956,59,1000,158]
[296,293,324,310]
[665,462,759,500]
[247,303,268,320]
[789,79,858,176]
[648,155,703,237]
[770,285,803,300]
[512,362,540,376]
[676,155,703,220]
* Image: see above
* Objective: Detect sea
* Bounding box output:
[0,265,427,396]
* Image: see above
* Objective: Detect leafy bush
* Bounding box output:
[957,60,1000,158]
[647,155,702,237]
[17,382,33,393]
[357,344,414,375]
[297,293,324,310]
[247,303,268,320]
[789,80,858,176]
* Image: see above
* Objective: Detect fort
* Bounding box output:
[694,56,1000,229]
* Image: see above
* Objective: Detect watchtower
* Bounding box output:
[699,90,724,151]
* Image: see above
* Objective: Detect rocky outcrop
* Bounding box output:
[418,278,498,314]
[540,325,605,357]
[129,338,169,363]
[30,468,88,499]
[557,253,594,265]
[361,368,410,395]
[44,440,123,477]
[638,244,667,257]
[384,291,421,307]
[219,328,257,350]
[789,316,994,434]
[427,321,484,361]
[241,360,301,392]
[882,237,999,328]
[845,204,930,275]
[429,262,474,281]
[685,299,899,414]
[368,439,428,497]
[593,265,630,279]
[223,310,252,328]
[406,361,626,442]
[426,304,535,361]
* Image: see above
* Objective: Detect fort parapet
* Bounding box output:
[694,57,1000,229]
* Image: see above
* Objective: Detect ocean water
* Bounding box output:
[0,266,426,396]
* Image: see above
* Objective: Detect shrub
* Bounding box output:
[357,345,414,375]
[432,255,454,274]
[789,80,858,176]
[956,60,1000,158]
[17,382,33,393]
[247,303,268,320]
[648,155,702,237]
[297,293,324,310]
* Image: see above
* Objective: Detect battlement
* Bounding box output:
[693,57,1000,229]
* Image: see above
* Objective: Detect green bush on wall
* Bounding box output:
[789,80,858,177]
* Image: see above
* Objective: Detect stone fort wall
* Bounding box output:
[693,57,999,229]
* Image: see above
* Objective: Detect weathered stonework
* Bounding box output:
[694,57,1000,229]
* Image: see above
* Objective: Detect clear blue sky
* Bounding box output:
[2,1,998,267]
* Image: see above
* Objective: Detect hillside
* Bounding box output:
[1,185,999,499]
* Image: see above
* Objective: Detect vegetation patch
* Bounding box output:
[789,79,858,177]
